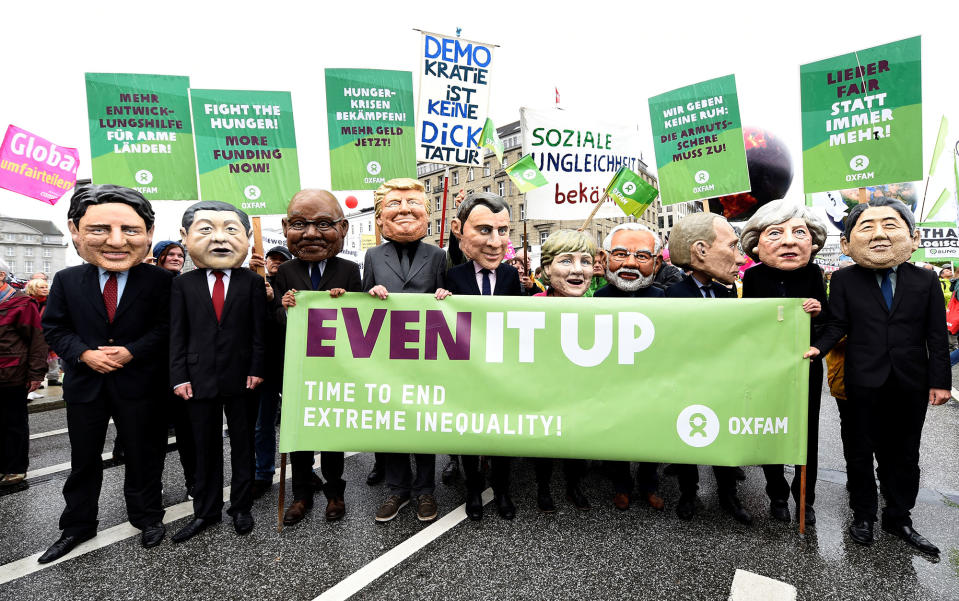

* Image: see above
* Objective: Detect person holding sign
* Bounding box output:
[740,200,831,525]
[808,197,949,556]
[532,229,598,512]
[446,191,523,520]
[169,201,266,544]
[363,178,449,524]
[666,213,752,525]
[593,224,666,512]
[275,190,361,526]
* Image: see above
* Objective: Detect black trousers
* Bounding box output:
[167,391,196,493]
[534,458,586,490]
[290,450,345,501]
[610,461,660,495]
[187,392,257,520]
[462,455,511,495]
[838,373,928,527]
[763,358,823,506]
[385,453,435,498]
[60,386,165,535]
[676,464,739,498]
[0,385,29,474]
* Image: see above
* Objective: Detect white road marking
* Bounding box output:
[728,569,797,601]
[30,420,113,440]
[314,488,494,601]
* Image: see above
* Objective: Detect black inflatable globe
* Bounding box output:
[707,127,793,220]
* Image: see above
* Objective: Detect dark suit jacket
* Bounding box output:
[169,267,266,400]
[42,262,172,404]
[665,274,734,299]
[815,262,950,391]
[362,241,447,294]
[445,261,522,297]
[272,257,363,326]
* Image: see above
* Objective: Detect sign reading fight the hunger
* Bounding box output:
[85,72,197,200]
[189,89,300,215]
[520,108,646,220]
[416,31,495,167]
[800,36,922,194]
[279,293,810,466]
[325,69,416,191]
[647,74,749,205]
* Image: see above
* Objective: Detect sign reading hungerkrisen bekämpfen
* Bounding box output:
[85,73,197,200]
[648,74,750,205]
[800,36,922,194]
[279,294,810,466]
[189,89,299,215]
[416,31,495,167]
[325,69,416,191]
[520,108,646,220]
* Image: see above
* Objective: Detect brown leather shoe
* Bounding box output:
[325,497,345,521]
[644,492,665,510]
[612,493,630,511]
[283,499,312,526]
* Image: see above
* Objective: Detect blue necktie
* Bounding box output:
[481,268,492,296]
[880,268,893,310]
[310,262,322,291]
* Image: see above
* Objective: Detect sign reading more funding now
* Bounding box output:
[190,89,300,215]
[416,31,495,167]
[279,293,810,466]
[325,69,416,190]
[648,74,750,205]
[800,36,922,193]
[85,73,197,200]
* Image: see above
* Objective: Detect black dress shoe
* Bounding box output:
[769,499,790,522]
[140,522,166,548]
[465,490,483,521]
[848,519,874,545]
[233,511,254,535]
[494,493,516,520]
[171,517,220,543]
[676,494,696,520]
[366,463,384,486]
[566,486,591,511]
[38,532,95,564]
[442,457,462,485]
[537,489,555,513]
[720,494,753,525]
[882,523,939,555]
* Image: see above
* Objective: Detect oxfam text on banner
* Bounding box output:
[325,69,416,190]
[648,74,749,205]
[800,36,922,194]
[0,125,78,204]
[416,31,495,167]
[911,221,959,262]
[279,293,810,466]
[85,73,197,200]
[521,108,646,220]
[190,89,300,215]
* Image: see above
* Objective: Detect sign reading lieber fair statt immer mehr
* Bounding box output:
[279,293,810,466]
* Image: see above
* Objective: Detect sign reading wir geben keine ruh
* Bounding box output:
[279,293,810,466]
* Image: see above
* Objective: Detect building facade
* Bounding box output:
[0,217,69,280]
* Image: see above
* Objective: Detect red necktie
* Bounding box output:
[212,270,225,322]
[103,272,118,322]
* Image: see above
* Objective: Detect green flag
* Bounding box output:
[480,117,504,164]
[505,154,548,193]
[604,166,659,218]
[929,116,948,177]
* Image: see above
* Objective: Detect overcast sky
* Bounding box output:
[2,0,957,265]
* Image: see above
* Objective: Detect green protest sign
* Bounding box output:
[325,69,416,190]
[648,74,749,205]
[279,293,810,466]
[911,221,959,262]
[605,166,659,218]
[85,73,197,200]
[505,154,548,193]
[800,36,922,194]
[190,89,299,215]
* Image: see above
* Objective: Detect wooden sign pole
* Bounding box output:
[251,216,265,278]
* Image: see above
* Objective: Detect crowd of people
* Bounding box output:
[0,178,949,566]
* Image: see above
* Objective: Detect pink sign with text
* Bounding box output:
[0,125,79,205]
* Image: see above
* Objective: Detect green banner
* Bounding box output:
[800,36,922,194]
[911,221,959,262]
[605,166,659,218]
[648,74,749,205]
[279,293,810,465]
[190,89,299,215]
[505,154,548,193]
[85,73,197,200]
[325,69,415,191]
[480,117,504,163]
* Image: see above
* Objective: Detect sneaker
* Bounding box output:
[416,494,438,522]
[375,495,410,522]
[27,392,43,400]
[0,473,26,486]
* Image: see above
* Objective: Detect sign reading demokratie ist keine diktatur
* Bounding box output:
[279,293,811,466]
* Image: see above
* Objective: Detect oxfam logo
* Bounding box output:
[694,170,710,184]
[523,169,536,180]
[135,169,153,185]
[367,161,382,175]
[676,404,719,447]
[244,185,261,201]
[623,181,637,195]
[850,155,869,171]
